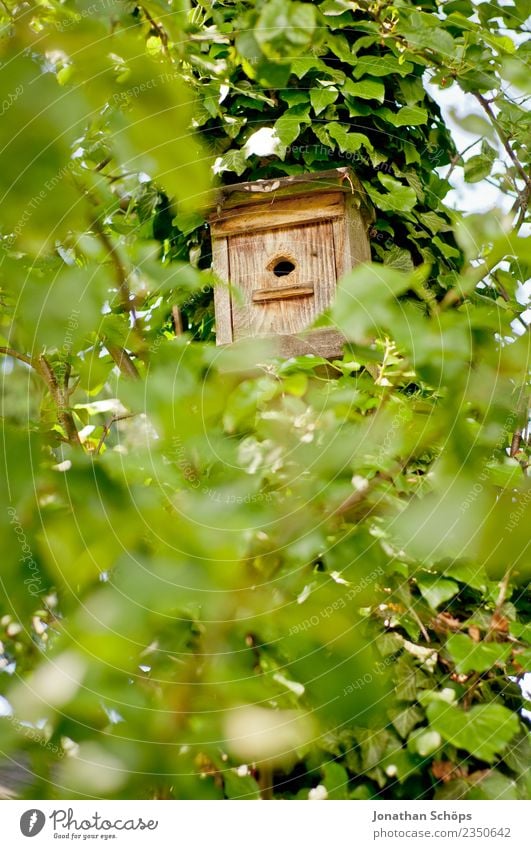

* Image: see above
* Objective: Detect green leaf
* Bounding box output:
[364,174,417,213]
[274,103,311,146]
[216,148,249,176]
[408,729,442,757]
[331,263,412,341]
[436,770,520,801]
[377,106,428,126]
[390,704,424,738]
[108,48,211,210]
[344,78,385,103]
[0,53,87,248]
[382,246,414,272]
[326,122,374,154]
[310,87,338,115]
[464,154,494,183]
[223,769,261,800]
[353,55,414,78]
[321,762,349,799]
[446,634,511,674]
[427,702,519,762]
[417,574,459,609]
[398,14,456,57]
[255,0,316,56]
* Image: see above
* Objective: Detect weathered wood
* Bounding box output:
[212,236,233,344]
[229,220,337,339]
[345,192,373,266]
[213,167,369,210]
[210,168,373,358]
[210,190,345,237]
[272,329,345,359]
[252,285,315,302]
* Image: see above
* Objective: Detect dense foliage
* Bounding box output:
[0,0,530,800]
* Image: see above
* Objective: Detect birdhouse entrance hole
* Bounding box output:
[272,258,295,278]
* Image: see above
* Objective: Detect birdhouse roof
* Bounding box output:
[209,167,372,219]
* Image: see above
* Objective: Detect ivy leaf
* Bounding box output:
[464,141,497,182]
[326,122,374,154]
[353,55,414,78]
[256,0,316,56]
[382,246,414,272]
[274,103,311,146]
[390,704,424,738]
[427,702,519,762]
[446,634,511,674]
[398,12,456,57]
[223,769,261,800]
[321,762,349,799]
[377,106,428,126]
[393,105,428,126]
[364,174,417,213]
[417,574,459,609]
[344,78,385,103]
[215,148,248,176]
[310,87,338,115]
[291,56,323,79]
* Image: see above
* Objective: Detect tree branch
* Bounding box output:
[105,341,141,380]
[96,413,138,455]
[92,219,137,323]
[0,346,33,367]
[35,355,81,447]
[474,92,531,231]
[140,4,171,60]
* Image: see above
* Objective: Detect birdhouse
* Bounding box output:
[209,167,373,358]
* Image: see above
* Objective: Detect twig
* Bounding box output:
[96,413,138,455]
[140,4,171,60]
[474,93,531,191]
[35,355,81,447]
[485,568,512,642]
[462,671,482,710]
[105,341,140,380]
[1,347,83,446]
[171,305,184,335]
[473,92,531,231]
[510,429,522,458]
[0,346,33,367]
[63,362,71,392]
[92,219,136,324]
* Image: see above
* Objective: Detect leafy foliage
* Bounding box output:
[0,0,530,801]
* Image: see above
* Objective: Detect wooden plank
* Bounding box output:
[210,191,345,237]
[332,195,372,280]
[214,167,362,208]
[274,329,345,359]
[215,330,345,362]
[211,236,233,345]
[345,193,372,267]
[229,220,337,339]
[252,285,314,303]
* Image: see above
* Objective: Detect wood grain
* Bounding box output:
[252,285,314,303]
[212,167,367,209]
[212,236,233,344]
[210,191,345,237]
[228,220,337,339]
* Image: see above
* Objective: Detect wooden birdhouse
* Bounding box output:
[209,167,373,358]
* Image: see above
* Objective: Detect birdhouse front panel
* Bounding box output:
[228,220,337,338]
[209,168,372,358]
